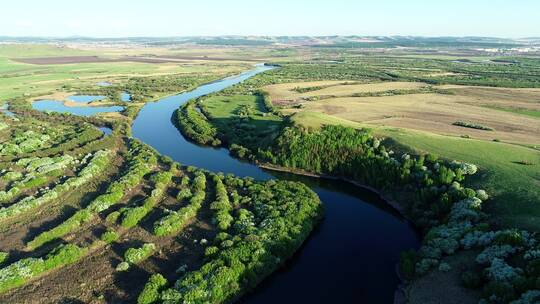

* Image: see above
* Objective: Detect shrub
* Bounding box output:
[153,173,206,236]
[137,273,168,304]
[174,103,220,146]
[155,180,322,303]
[100,230,119,244]
[485,258,523,282]
[0,252,8,265]
[476,245,517,265]
[116,262,130,272]
[176,188,192,200]
[0,150,112,221]
[106,211,121,223]
[476,189,489,201]
[453,121,494,131]
[438,262,451,272]
[27,142,157,249]
[210,175,233,230]
[205,246,219,257]
[124,243,156,265]
[483,281,516,303]
[27,209,94,250]
[399,250,417,279]
[0,243,86,293]
[510,290,540,304]
[120,207,147,228]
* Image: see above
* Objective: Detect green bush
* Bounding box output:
[100,230,119,244]
[116,261,130,272]
[137,273,168,304]
[0,243,86,294]
[453,121,494,131]
[399,250,418,279]
[0,252,8,265]
[124,243,156,265]
[210,175,233,230]
[153,173,206,236]
[174,103,220,146]
[27,140,157,249]
[158,180,322,303]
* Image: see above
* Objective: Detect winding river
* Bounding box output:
[36,64,419,303]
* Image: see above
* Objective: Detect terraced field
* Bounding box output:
[0,111,321,303]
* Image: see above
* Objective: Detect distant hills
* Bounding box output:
[0,36,536,48]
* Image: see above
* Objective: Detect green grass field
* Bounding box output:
[482,105,540,119]
[380,128,540,230]
[201,95,282,148]
[287,110,540,230]
[0,44,251,101]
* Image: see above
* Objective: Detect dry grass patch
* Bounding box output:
[296,92,539,145]
[264,81,428,103]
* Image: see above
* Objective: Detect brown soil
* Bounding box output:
[301,93,540,145]
[407,251,481,304]
[0,153,123,258]
[0,170,219,303]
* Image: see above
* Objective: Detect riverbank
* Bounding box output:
[256,164,414,304]
[257,163,409,217]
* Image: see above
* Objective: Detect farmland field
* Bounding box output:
[274,85,539,145]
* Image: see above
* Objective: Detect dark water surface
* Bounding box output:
[34,64,419,303]
[131,65,419,303]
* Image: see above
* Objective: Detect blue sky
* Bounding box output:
[1,0,539,38]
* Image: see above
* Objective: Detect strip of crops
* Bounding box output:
[0,150,112,221]
[27,141,157,249]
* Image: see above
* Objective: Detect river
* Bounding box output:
[35,64,419,303]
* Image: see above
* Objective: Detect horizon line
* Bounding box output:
[0,35,537,40]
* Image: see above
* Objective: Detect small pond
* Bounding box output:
[68,95,106,103]
[32,100,124,117]
[121,92,131,102]
[99,127,113,136]
[0,104,15,117]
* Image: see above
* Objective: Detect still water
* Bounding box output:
[32,100,124,116]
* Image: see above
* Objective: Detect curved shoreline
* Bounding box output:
[252,164,414,304]
[257,163,409,218]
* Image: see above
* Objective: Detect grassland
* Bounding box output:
[199,94,283,148]
[381,128,539,228]
[0,44,263,101]
[267,81,540,145]
[264,80,429,101]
